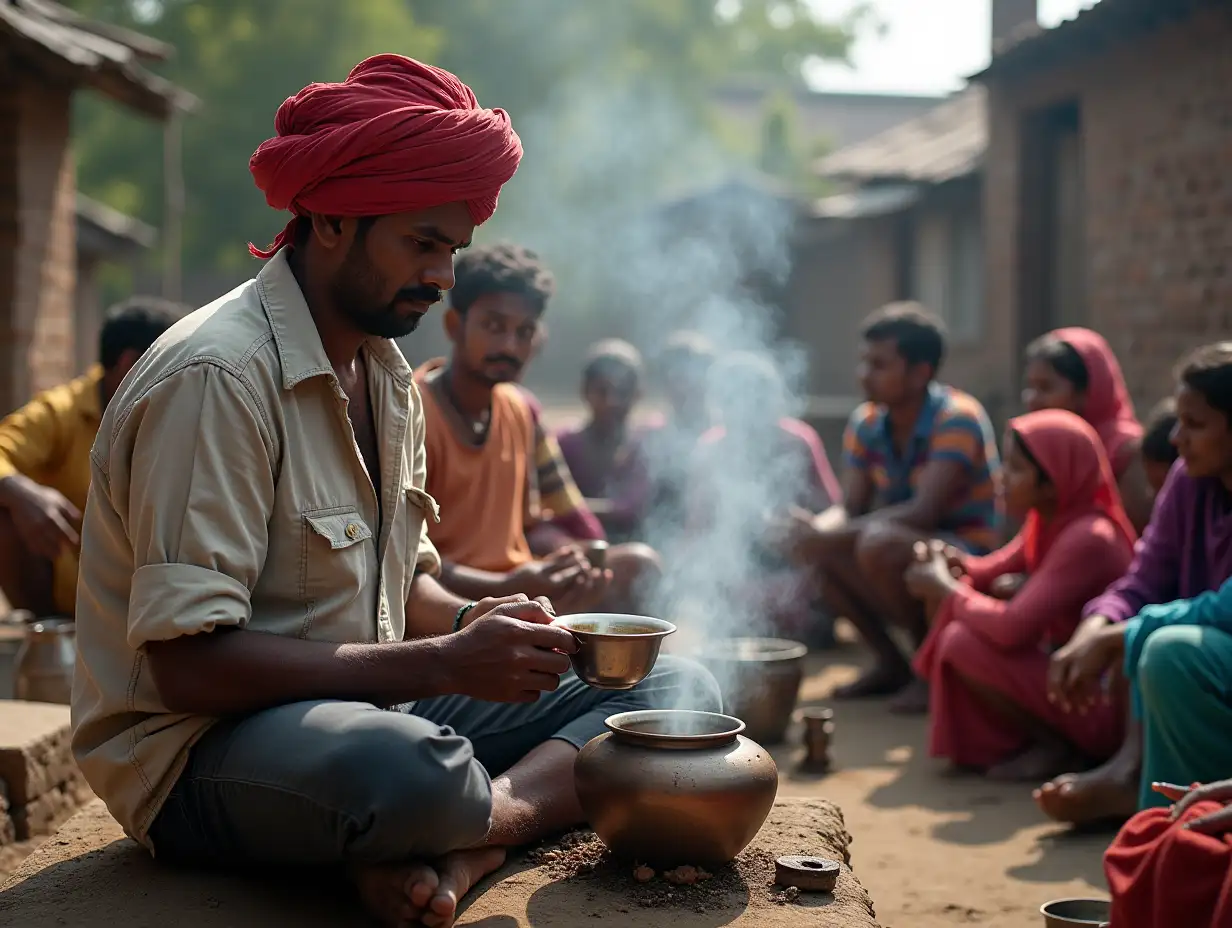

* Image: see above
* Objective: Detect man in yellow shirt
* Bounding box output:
[0,297,183,617]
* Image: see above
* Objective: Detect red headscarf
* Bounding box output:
[1050,327,1143,473]
[248,54,523,259]
[1105,801,1232,928]
[1010,408,1138,571]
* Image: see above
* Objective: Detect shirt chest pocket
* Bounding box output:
[301,506,374,608]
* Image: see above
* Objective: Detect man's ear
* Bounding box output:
[309,213,345,251]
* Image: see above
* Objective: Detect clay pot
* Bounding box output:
[575,709,778,867]
[695,637,807,745]
[14,617,76,704]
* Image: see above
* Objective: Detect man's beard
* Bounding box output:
[330,244,440,339]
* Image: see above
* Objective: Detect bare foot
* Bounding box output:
[988,742,1083,783]
[421,846,507,928]
[833,663,911,700]
[1033,758,1140,825]
[352,861,439,928]
[888,677,930,715]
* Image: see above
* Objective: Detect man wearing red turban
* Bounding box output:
[69,54,721,928]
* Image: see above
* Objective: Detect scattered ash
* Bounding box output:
[523,833,795,911]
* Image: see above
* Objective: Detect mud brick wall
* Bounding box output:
[982,6,1232,413]
[0,63,78,416]
[0,702,90,843]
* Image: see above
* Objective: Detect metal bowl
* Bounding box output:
[695,637,808,744]
[1040,898,1111,927]
[553,614,676,690]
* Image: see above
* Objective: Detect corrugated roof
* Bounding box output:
[813,87,985,185]
[76,194,156,257]
[0,0,197,119]
[976,0,1228,80]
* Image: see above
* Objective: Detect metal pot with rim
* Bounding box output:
[12,615,76,704]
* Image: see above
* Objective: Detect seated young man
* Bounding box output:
[557,339,654,543]
[781,303,1001,710]
[0,297,183,618]
[640,330,716,539]
[416,243,660,614]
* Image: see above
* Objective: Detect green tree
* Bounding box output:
[67,0,862,279]
[69,0,439,274]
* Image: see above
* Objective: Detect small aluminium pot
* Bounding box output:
[696,637,808,745]
[14,617,76,704]
[575,709,778,867]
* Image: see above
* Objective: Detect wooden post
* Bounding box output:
[162,106,184,301]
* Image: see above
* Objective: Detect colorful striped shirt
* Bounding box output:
[843,381,1001,554]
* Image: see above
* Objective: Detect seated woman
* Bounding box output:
[1022,327,1152,531]
[689,351,841,641]
[1104,779,1232,928]
[1038,342,1232,824]
[904,409,1136,780]
[557,340,653,544]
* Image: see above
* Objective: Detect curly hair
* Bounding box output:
[450,242,556,316]
[99,296,187,369]
[861,301,947,374]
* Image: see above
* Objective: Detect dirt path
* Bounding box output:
[776,647,1115,928]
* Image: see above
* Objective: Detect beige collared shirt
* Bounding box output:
[69,250,441,848]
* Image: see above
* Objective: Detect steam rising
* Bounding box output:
[485,58,817,708]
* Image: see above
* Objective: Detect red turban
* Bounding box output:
[248,54,522,259]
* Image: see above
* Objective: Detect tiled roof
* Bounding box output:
[976,0,1227,80]
[76,195,156,257]
[813,87,985,185]
[0,0,197,118]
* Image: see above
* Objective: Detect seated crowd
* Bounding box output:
[3,58,1212,927]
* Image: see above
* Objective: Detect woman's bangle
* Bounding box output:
[453,602,478,633]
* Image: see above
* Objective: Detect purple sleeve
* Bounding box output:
[1082,461,1187,622]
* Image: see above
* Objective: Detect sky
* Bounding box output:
[804,0,1100,96]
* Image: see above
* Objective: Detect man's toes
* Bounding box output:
[404,864,439,910]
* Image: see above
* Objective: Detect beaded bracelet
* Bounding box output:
[453,602,478,633]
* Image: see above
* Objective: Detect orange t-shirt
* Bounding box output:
[415,361,534,573]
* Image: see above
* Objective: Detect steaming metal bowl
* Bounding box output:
[1039,898,1111,927]
[553,614,676,690]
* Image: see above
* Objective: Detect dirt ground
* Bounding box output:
[773,640,1115,928]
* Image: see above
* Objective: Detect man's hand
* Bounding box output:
[441,595,578,703]
[1047,615,1124,713]
[1153,780,1232,835]
[508,547,591,599]
[0,475,80,560]
[766,505,833,563]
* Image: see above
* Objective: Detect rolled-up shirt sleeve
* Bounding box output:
[110,363,277,650]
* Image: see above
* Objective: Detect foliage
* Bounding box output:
[66,0,862,279]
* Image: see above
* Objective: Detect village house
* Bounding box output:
[0,0,191,416]
[976,0,1232,412]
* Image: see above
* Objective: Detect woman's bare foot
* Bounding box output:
[352,861,440,927]
[888,677,930,715]
[1033,757,1140,825]
[988,742,1082,783]
[833,662,912,700]
[421,846,507,928]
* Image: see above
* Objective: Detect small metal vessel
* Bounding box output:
[14,616,76,704]
[553,614,675,689]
